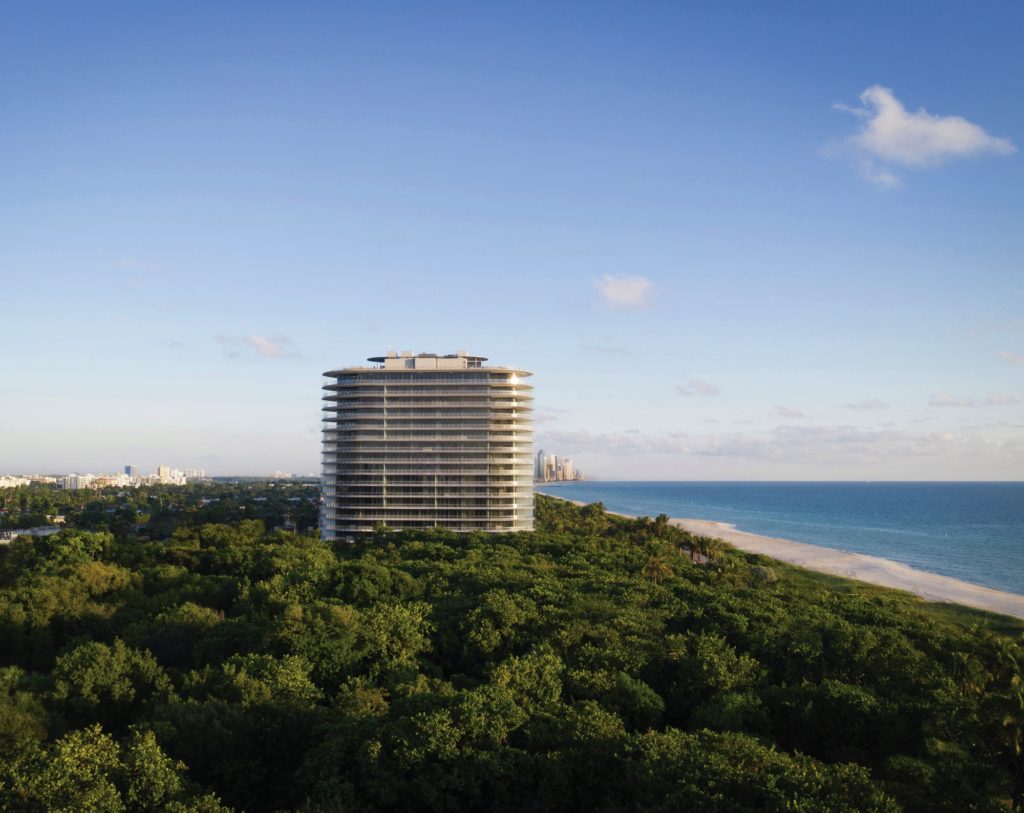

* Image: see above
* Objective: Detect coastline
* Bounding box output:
[551,496,1024,620]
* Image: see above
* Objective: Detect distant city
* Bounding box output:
[0,469,320,491]
[0,466,207,490]
[535,449,585,483]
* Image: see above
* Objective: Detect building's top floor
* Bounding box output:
[371,351,488,369]
[324,351,532,377]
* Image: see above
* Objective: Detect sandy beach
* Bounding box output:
[674,517,1024,620]
[558,498,1024,620]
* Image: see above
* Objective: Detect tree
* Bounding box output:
[1,488,1021,812]
[359,602,433,679]
[216,653,322,707]
[642,554,673,586]
[0,666,47,756]
[51,640,174,730]
[578,503,608,535]
[0,724,232,813]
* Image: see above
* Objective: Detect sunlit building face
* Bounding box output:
[320,352,534,538]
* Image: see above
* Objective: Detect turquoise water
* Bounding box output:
[538,481,1024,595]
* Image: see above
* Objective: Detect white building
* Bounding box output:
[62,473,96,490]
[321,351,534,538]
[155,466,187,485]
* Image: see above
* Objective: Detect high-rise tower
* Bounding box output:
[321,351,534,538]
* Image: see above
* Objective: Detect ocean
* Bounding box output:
[537,481,1024,596]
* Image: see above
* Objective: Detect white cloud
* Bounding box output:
[929,392,1020,407]
[538,430,651,456]
[844,399,889,411]
[999,351,1024,366]
[833,86,1015,185]
[245,334,300,358]
[214,335,241,359]
[773,406,806,419]
[677,379,720,397]
[594,274,654,308]
[215,334,301,360]
[538,425,1024,466]
[858,160,901,188]
[929,393,975,407]
[534,407,567,425]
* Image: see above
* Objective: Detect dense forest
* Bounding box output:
[1,485,1022,811]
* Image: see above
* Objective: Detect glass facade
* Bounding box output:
[321,354,534,538]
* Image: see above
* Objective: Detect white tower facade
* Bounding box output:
[321,352,534,538]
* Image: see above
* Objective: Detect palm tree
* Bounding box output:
[635,516,655,539]
[708,555,740,586]
[642,554,673,586]
[689,535,717,564]
[704,538,724,563]
[1001,673,1024,756]
[950,651,989,697]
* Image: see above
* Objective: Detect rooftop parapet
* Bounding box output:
[324,351,531,377]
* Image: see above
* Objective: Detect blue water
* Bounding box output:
[538,481,1024,595]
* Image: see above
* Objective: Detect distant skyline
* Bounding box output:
[2,3,1022,480]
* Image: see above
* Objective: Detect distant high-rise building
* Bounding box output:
[534,451,584,483]
[125,465,138,477]
[62,473,95,490]
[321,351,534,538]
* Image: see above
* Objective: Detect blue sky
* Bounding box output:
[2,2,1022,479]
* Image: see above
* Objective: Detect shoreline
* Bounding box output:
[550,496,1024,620]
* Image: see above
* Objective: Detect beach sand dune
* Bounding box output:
[560,498,1024,620]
